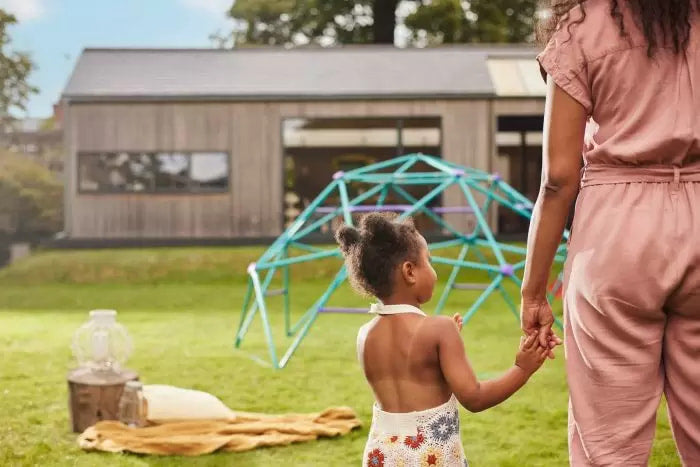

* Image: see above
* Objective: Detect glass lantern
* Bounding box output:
[71,310,132,372]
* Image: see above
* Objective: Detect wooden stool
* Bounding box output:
[67,367,139,433]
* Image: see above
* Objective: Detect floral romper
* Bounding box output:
[358,303,468,467]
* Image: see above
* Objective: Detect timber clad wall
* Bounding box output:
[65,99,494,239]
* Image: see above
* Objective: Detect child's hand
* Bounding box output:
[452,313,463,332]
[515,332,548,375]
[543,333,563,359]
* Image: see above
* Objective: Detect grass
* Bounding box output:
[0,247,683,466]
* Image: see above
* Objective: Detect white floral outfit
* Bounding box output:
[358,303,468,467]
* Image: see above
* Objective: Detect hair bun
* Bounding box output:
[360,212,400,244]
[335,225,361,254]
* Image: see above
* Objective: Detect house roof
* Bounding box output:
[61,45,545,102]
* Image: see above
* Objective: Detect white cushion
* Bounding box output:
[142,384,236,422]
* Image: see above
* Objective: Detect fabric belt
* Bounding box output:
[581,163,700,187]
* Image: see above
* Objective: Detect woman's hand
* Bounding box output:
[520,297,562,359]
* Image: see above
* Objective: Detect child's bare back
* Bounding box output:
[359,313,454,413]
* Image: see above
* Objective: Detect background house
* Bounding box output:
[60,45,545,243]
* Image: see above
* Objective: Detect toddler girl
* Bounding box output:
[335,213,548,467]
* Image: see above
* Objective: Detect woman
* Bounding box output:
[521,0,700,465]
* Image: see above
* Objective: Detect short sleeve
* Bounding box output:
[537,22,593,114]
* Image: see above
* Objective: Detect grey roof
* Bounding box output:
[62,45,539,101]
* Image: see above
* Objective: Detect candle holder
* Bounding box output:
[71,310,132,373]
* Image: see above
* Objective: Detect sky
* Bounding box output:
[1,0,234,118]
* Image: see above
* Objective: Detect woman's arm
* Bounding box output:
[520,78,588,347]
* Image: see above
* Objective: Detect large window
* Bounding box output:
[282,117,442,232]
[78,152,229,193]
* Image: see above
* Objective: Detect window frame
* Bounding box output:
[76,151,231,195]
[279,115,444,232]
[281,116,443,156]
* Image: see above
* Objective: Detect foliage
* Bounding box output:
[0,152,63,237]
[0,9,37,129]
[221,0,397,47]
[405,0,538,45]
[218,0,538,47]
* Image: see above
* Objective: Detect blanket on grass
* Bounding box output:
[78,406,362,456]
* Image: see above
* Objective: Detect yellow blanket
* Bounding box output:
[78,407,362,456]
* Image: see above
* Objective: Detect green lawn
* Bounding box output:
[0,248,682,466]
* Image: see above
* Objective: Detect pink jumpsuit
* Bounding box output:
[538,1,700,465]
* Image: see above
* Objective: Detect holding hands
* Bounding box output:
[520,297,562,359]
[516,331,548,375]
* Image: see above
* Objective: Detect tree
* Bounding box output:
[220,0,400,47]
[0,152,63,237]
[465,0,538,43]
[403,0,465,44]
[0,9,37,131]
[218,0,537,47]
[406,0,538,44]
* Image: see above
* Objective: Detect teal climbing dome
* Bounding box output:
[235,154,568,369]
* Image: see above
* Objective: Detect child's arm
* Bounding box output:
[435,318,547,413]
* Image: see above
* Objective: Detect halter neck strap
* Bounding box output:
[368,303,427,316]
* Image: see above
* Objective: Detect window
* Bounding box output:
[282,117,442,205]
[282,117,441,155]
[282,117,443,232]
[78,152,229,193]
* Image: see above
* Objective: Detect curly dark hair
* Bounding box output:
[335,213,422,300]
[538,0,700,56]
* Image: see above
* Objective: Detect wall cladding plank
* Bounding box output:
[438,101,492,232]
[493,99,545,116]
[230,103,264,236]
[63,103,76,237]
[262,103,283,235]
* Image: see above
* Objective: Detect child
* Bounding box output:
[335,213,548,467]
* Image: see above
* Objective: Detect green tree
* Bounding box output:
[218,0,537,47]
[406,0,538,44]
[221,0,400,47]
[0,152,63,237]
[467,0,538,43]
[403,0,465,44]
[0,10,37,131]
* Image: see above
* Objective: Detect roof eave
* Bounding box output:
[60,92,548,103]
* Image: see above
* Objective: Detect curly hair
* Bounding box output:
[335,213,422,300]
[538,0,700,56]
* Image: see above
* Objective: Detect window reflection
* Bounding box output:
[78,152,229,193]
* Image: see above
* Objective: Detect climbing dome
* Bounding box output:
[235,154,568,369]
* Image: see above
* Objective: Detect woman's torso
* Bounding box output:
[546,0,700,168]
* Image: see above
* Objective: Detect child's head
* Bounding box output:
[335,213,437,305]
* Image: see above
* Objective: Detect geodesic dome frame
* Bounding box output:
[235,154,568,369]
